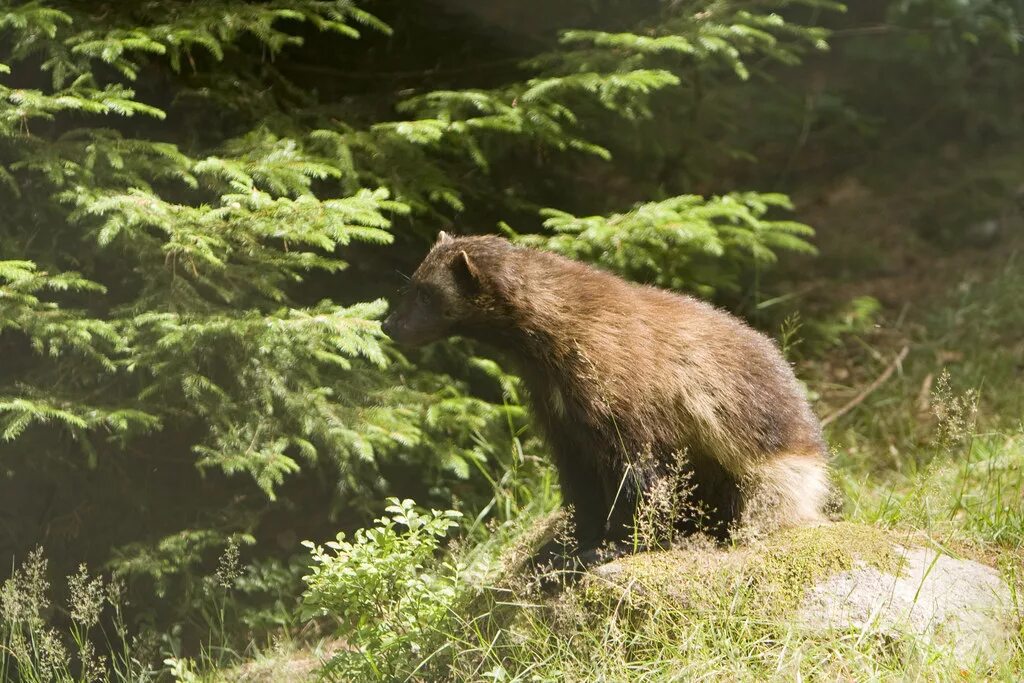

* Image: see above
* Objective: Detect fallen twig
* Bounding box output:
[821,345,910,428]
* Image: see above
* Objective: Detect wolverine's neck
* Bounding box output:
[458,251,632,381]
[463,291,603,390]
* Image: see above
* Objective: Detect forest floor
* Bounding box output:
[207,145,1024,681]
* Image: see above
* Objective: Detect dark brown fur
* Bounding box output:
[383,233,829,555]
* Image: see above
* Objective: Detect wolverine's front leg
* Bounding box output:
[530,445,610,574]
[597,462,664,557]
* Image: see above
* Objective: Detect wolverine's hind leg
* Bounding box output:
[735,453,829,539]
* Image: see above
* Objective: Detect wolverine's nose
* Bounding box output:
[381,316,396,339]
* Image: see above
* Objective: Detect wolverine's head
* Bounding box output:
[382,232,507,346]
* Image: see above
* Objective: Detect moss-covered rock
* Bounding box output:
[583,523,892,612]
[578,522,1016,669]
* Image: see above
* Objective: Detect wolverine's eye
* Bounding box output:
[416,288,433,306]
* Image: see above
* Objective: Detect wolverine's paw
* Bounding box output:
[527,540,590,592]
[528,541,641,592]
[576,542,638,567]
[528,539,585,575]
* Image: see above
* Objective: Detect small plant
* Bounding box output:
[1,547,66,681]
[300,498,464,680]
[67,564,109,681]
[630,450,711,552]
[778,312,804,360]
[1,548,155,682]
[931,368,980,450]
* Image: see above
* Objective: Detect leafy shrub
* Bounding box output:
[300,498,464,680]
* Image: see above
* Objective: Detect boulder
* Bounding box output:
[797,544,1013,666]
[586,523,1018,670]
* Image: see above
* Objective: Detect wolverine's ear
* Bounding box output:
[452,249,481,292]
[436,230,454,245]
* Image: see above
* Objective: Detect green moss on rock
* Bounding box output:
[750,522,898,612]
[578,522,898,621]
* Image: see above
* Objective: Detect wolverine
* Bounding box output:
[383,232,829,561]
